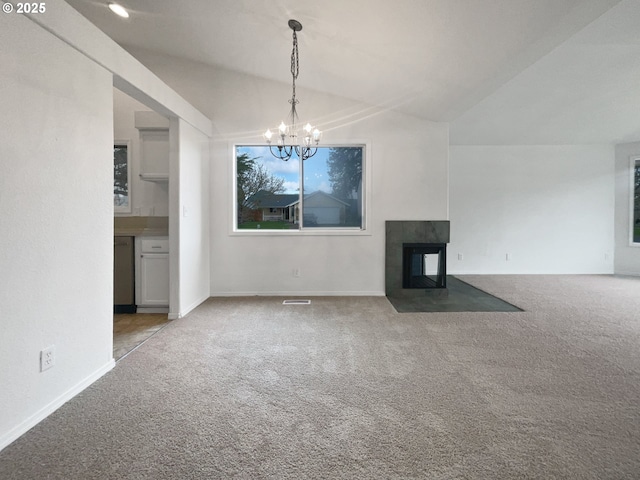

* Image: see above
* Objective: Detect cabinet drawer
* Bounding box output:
[141,238,169,253]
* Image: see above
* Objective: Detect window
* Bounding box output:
[632,157,640,244]
[114,142,131,213]
[235,145,364,231]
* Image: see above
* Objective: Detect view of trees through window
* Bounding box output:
[236,146,364,230]
[114,145,129,210]
[634,158,640,243]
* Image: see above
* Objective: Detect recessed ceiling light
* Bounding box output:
[108,3,129,18]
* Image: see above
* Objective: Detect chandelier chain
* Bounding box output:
[290,30,299,105]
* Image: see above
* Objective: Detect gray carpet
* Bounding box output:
[1,275,639,479]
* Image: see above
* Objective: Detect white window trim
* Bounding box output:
[231,141,372,236]
[630,155,640,247]
[114,140,132,214]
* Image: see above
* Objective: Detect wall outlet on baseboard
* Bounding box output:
[40,345,55,372]
[505,253,511,261]
[293,268,301,278]
[457,253,463,261]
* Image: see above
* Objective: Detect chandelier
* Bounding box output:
[263,19,321,162]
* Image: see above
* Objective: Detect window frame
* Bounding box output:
[630,155,640,247]
[114,140,132,214]
[231,141,371,236]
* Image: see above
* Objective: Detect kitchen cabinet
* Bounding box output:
[136,112,170,182]
[139,129,169,182]
[136,236,169,310]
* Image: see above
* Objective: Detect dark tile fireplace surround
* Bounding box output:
[386,221,450,298]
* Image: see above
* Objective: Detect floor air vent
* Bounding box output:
[282,299,311,305]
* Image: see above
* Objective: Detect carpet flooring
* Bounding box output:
[1,275,639,479]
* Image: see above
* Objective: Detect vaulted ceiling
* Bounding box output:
[66,0,640,145]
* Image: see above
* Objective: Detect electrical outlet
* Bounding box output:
[293,268,301,278]
[506,253,511,261]
[40,346,55,372]
[458,253,463,261]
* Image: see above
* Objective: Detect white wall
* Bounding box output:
[614,141,640,275]
[127,48,450,295]
[171,118,211,316]
[113,89,169,217]
[1,4,213,451]
[0,13,114,449]
[448,145,615,274]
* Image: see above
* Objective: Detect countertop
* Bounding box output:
[114,216,168,237]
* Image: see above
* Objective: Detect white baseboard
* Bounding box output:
[0,360,115,452]
[178,294,210,318]
[167,294,210,320]
[136,307,169,314]
[615,271,640,277]
[209,291,386,297]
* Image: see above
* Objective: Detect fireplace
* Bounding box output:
[403,243,447,289]
[385,221,450,298]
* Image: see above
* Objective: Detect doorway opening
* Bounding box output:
[113,87,172,360]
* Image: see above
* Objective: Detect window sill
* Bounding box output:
[230,228,371,237]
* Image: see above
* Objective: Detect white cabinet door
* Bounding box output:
[139,253,169,306]
[139,129,169,176]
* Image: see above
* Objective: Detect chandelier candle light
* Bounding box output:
[264,19,321,161]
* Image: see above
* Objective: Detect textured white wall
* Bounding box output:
[448,145,615,274]
[113,89,170,217]
[126,49,450,295]
[0,13,114,449]
[175,119,211,314]
[1,5,213,450]
[614,141,640,275]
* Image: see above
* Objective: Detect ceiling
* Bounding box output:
[65,0,640,145]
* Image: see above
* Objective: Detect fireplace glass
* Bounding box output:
[402,243,447,289]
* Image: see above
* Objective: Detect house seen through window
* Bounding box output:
[236,146,364,230]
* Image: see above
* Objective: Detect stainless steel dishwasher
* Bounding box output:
[114,236,136,313]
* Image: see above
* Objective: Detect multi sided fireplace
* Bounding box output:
[402,243,447,289]
[385,221,450,298]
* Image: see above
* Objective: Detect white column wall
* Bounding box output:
[448,145,615,274]
[0,13,114,449]
[176,119,211,315]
